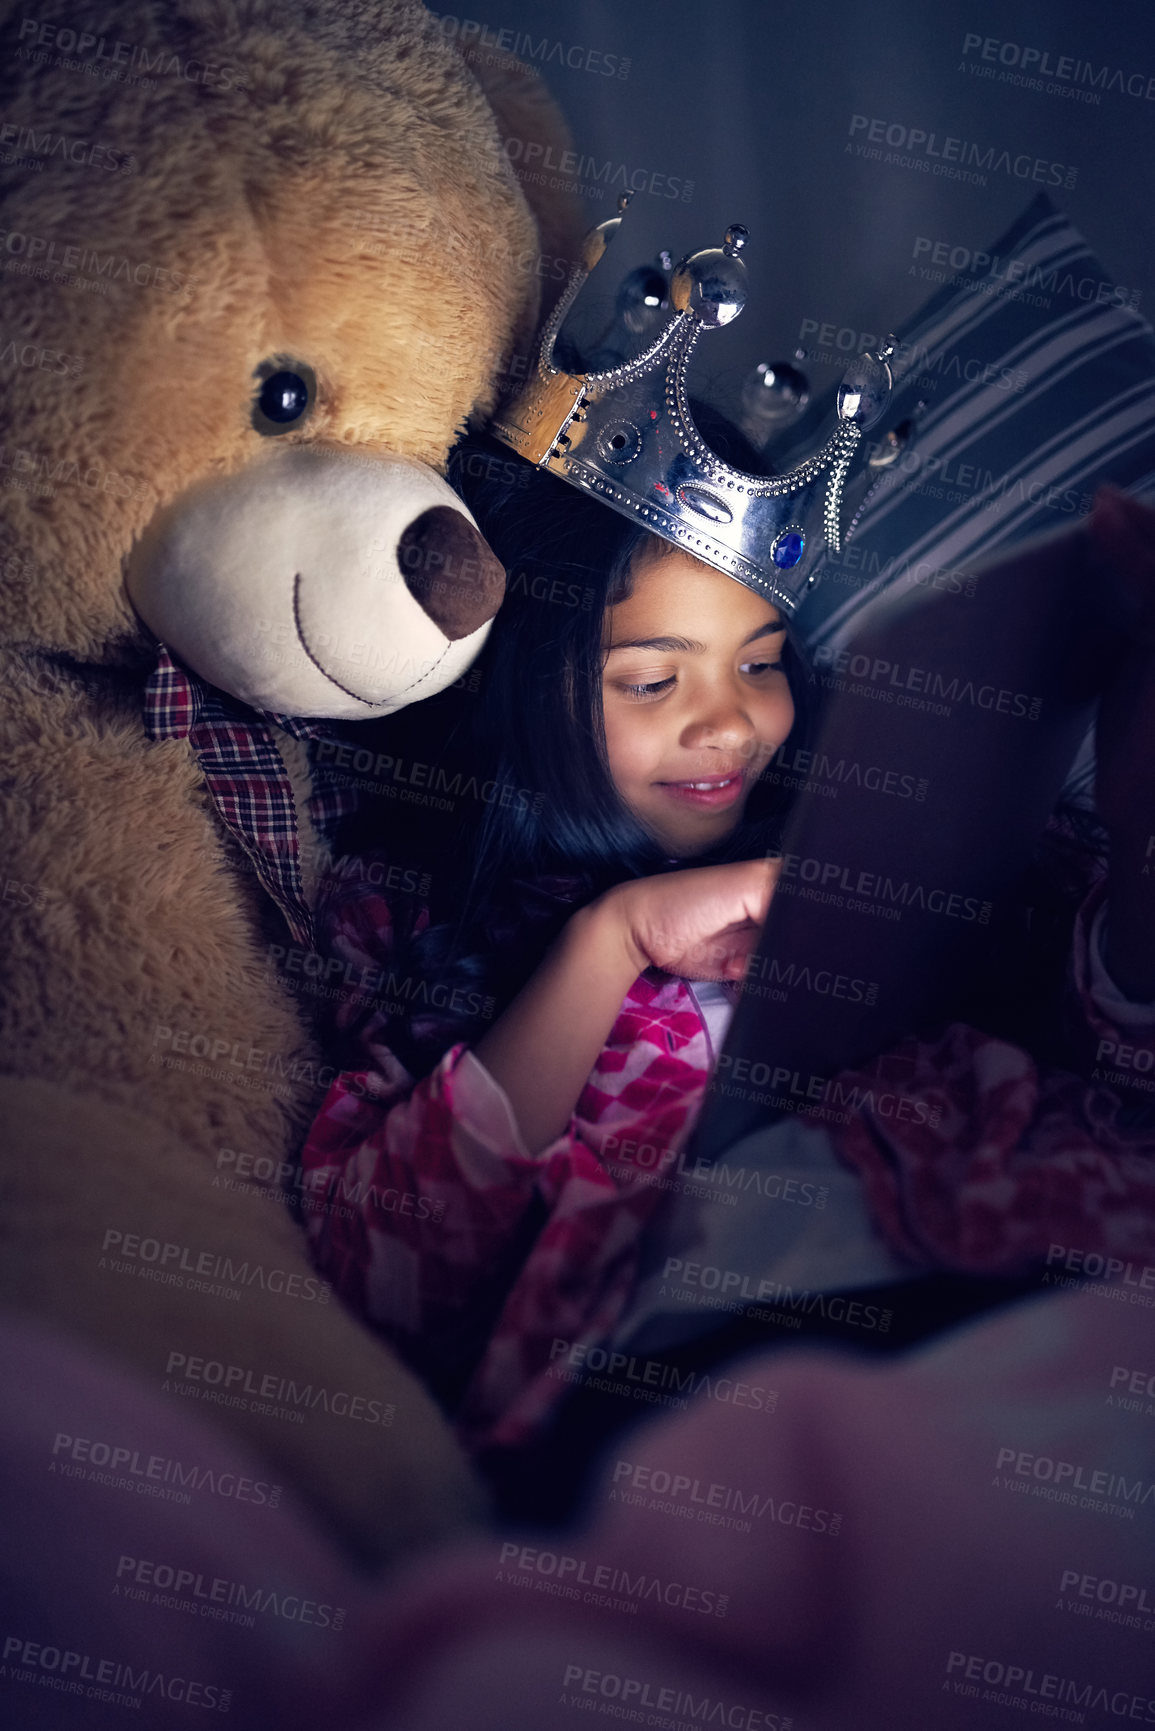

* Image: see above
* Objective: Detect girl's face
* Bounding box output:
[601,545,795,857]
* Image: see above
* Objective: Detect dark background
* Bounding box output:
[435,0,1155,424]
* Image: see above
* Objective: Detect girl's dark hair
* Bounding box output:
[325,420,813,1077]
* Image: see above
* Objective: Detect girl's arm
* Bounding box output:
[300,858,774,1401]
[474,858,778,1155]
[470,898,641,1158]
[301,1044,554,1406]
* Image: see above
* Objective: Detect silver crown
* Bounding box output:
[492,198,896,616]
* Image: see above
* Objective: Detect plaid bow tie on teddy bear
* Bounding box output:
[144,644,357,950]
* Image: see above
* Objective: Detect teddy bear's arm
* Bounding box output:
[0,1072,487,1566]
[0,659,485,1565]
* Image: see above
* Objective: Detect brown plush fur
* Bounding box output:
[0,0,579,1566]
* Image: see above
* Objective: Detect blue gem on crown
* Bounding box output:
[491,197,896,617]
[771,529,805,570]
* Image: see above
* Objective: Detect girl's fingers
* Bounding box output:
[723,925,762,981]
[750,856,781,922]
[617,858,783,978]
[714,857,780,928]
[672,920,764,982]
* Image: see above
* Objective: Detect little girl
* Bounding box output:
[299,434,1155,1487]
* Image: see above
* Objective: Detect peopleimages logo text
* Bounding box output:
[498,1542,728,1617]
[115,1555,346,1631]
[912,236,1140,310]
[848,114,1076,189]
[961,34,1155,101]
[431,13,630,79]
[945,1651,1155,1722]
[559,1667,791,1731]
[50,1431,281,1507]
[16,16,247,90]
[502,137,693,202]
[2,1636,232,1713]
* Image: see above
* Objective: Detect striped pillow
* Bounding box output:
[792,192,1155,817]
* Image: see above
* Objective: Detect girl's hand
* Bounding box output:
[474,858,779,1155]
[599,858,781,983]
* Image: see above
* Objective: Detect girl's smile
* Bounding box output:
[601,545,795,857]
[653,768,748,809]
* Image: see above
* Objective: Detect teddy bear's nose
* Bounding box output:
[397,508,506,640]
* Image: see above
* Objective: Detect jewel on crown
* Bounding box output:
[492,196,896,616]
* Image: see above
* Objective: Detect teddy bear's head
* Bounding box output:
[0,0,568,715]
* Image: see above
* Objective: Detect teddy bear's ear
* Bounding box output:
[455,45,586,327]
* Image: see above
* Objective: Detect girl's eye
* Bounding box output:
[741,660,785,677]
[621,675,676,699]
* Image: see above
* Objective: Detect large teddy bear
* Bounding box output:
[0,0,578,1565]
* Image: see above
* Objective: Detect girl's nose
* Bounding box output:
[680,698,758,754]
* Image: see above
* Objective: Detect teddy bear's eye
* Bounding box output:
[252,360,316,435]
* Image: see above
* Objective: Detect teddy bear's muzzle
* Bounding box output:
[124,446,506,720]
